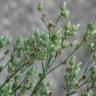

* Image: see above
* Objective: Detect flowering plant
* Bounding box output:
[0,1,96,96]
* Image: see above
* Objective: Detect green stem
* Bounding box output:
[79,76,90,88]
[53,15,61,32]
[0,50,10,73]
[0,60,10,73]
[30,73,46,96]
[84,59,93,74]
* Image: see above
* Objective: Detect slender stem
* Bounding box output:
[41,14,49,30]
[49,51,58,67]
[0,54,6,63]
[84,59,93,74]
[84,47,94,74]
[11,84,22,95]
[0,50,10,73]
[15,91,16,96]
[63,85,69,94]
[30,73,46,96]
[53,15,61,32]
[79,76,90,88]
[47,45,80,75]
[0,60,10,73]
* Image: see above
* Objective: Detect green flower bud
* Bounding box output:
[60,2,70,18]
[8,63,15,74]
[1,83,10,96]
[35,32,49,47]
[64,22,79,38]
[26,66,37,78]
[37,2,44,12]
[87,22,96,32]
[10,53,20,67]
[48,43,60,56]
[55,29,62,39]
[0,35,11,48]
[37,51,48,60]
[2,83,9,92]
[51,34,61,45]
[16,35,25,49]
[61,9,70,18]
[87,22,96,38]
[88,42,95,49]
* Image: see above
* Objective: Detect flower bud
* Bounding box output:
[0,34,11,48]
[60,2,70,18]
[64,22,79,38]
[55,29,62,39]
[16,35,24,49]
[87,22,96,38]
[88,42,95,49]
[37,2,44,12]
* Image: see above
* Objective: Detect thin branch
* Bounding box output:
[79,76,90,88]
[84,59,93,74]
[30,73,46,96]
[53,15,61,32]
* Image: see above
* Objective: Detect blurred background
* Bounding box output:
[0,0,96,96]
